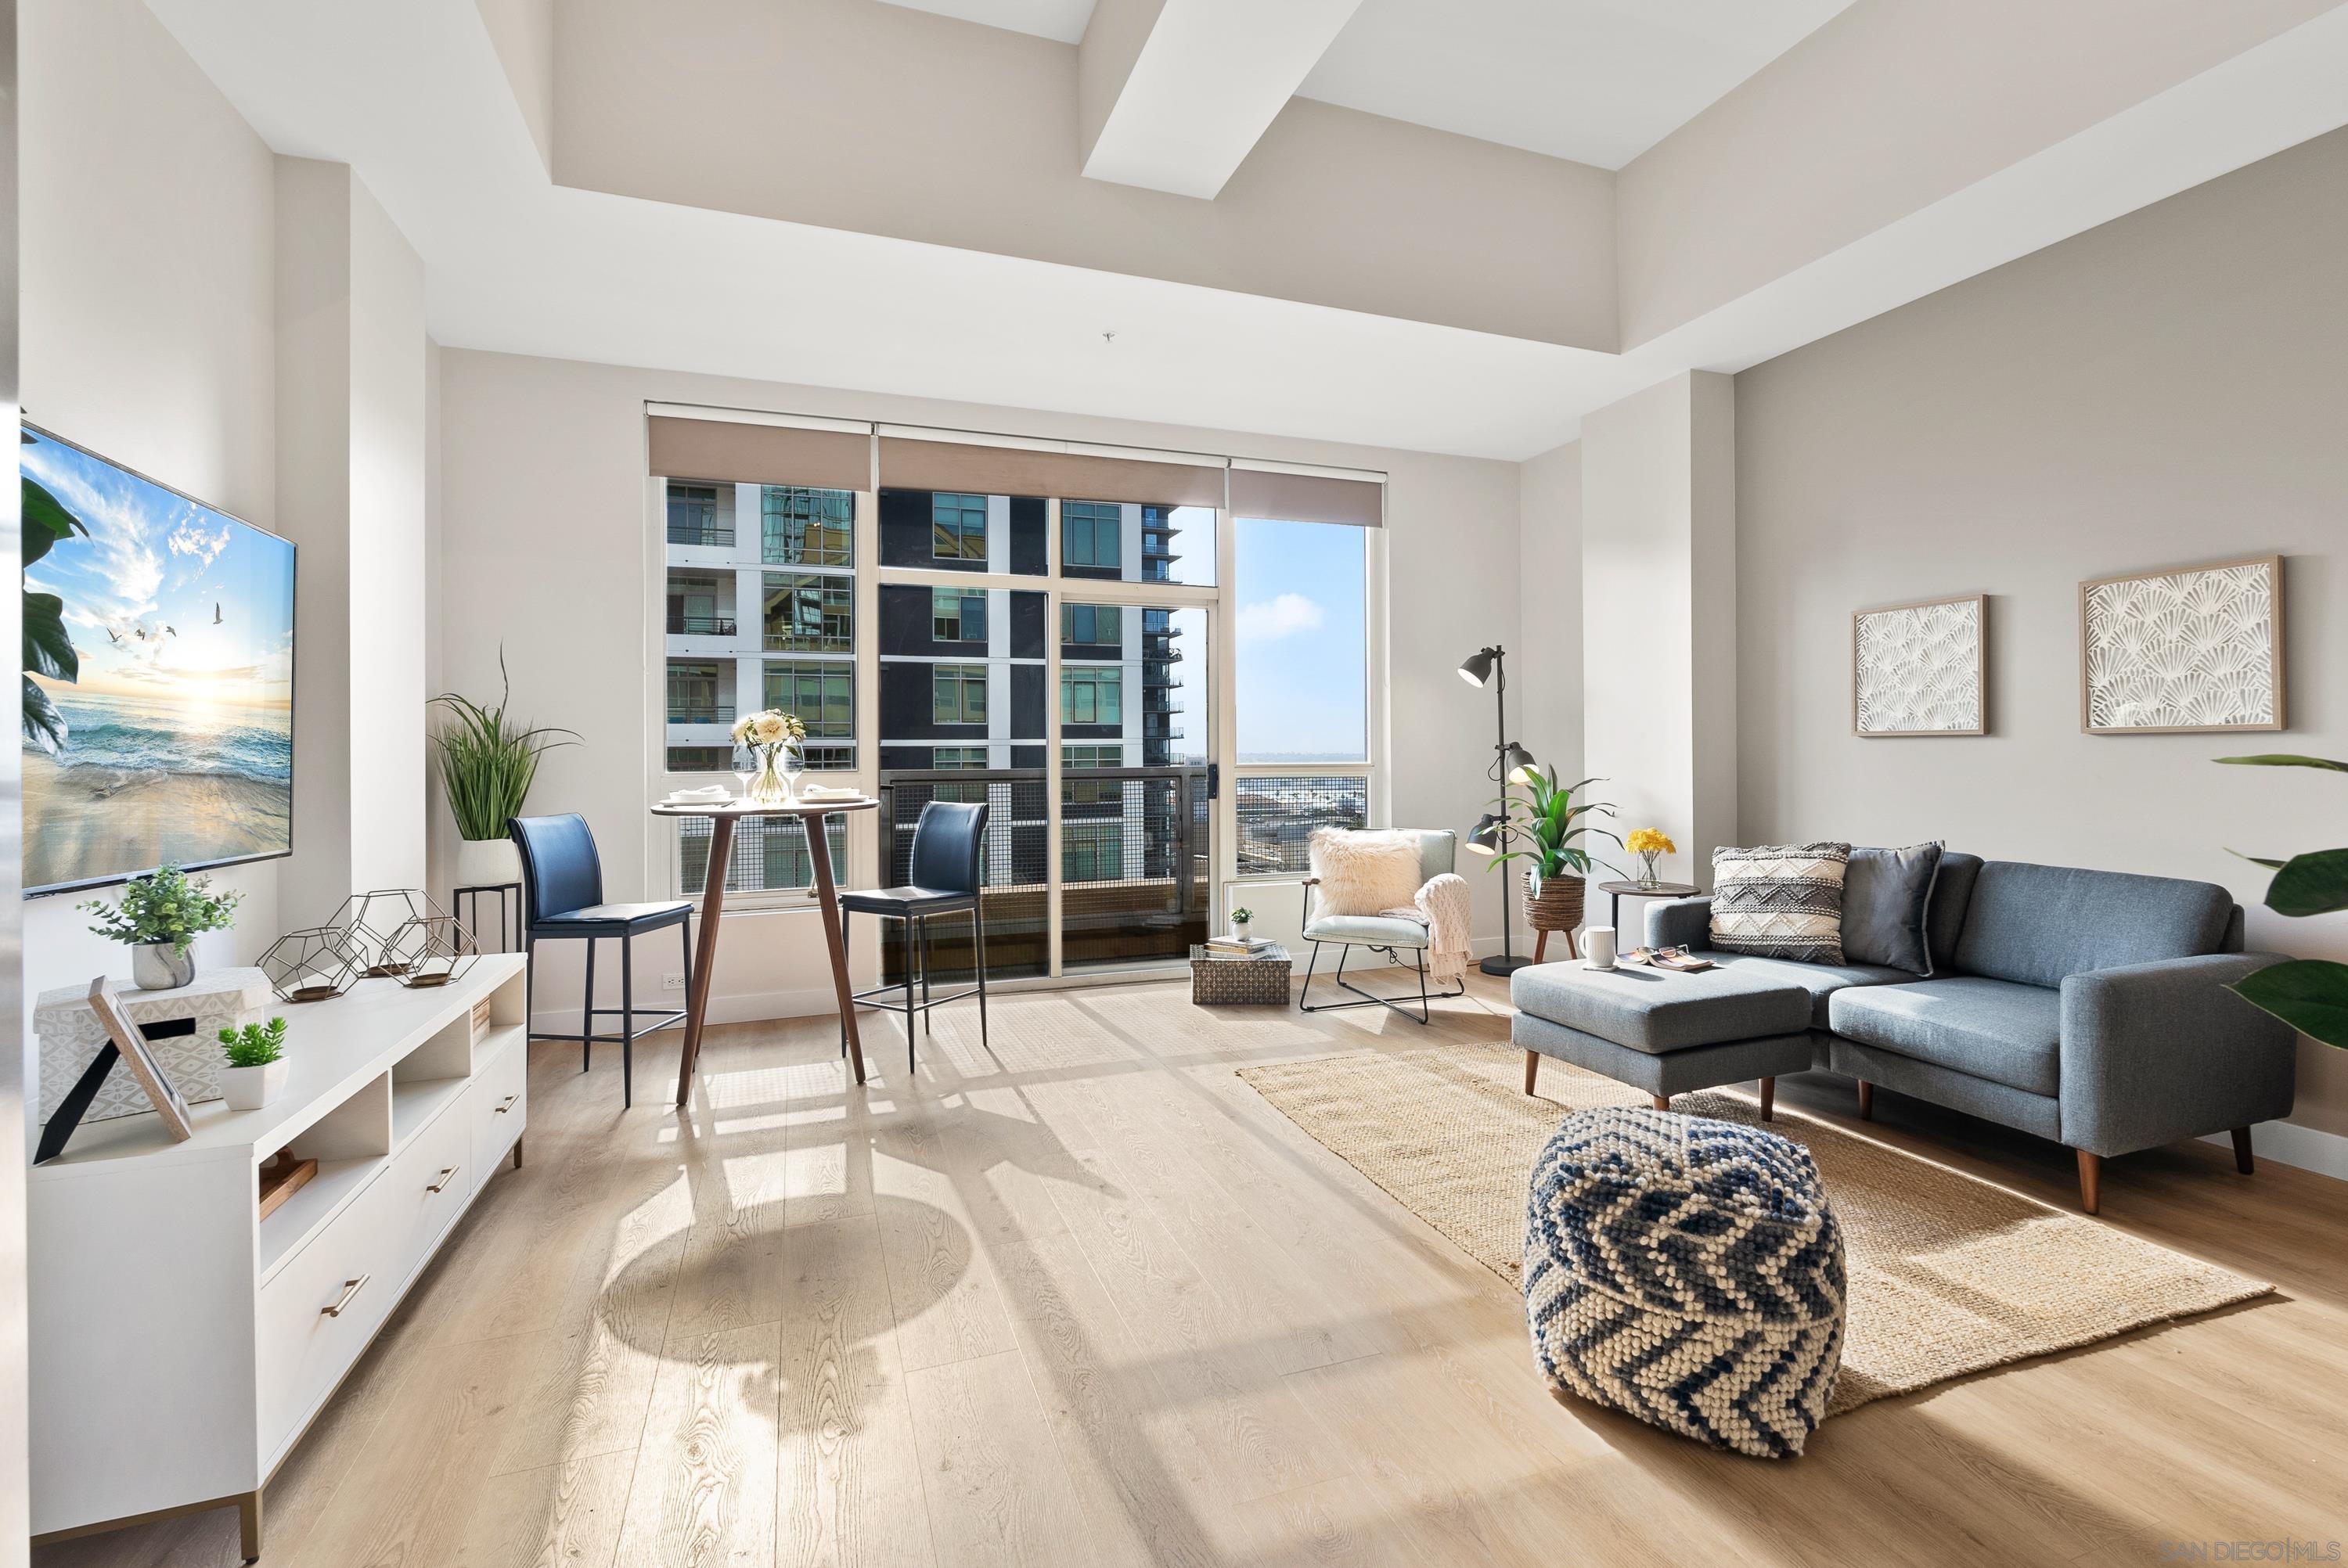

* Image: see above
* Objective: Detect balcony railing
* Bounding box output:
[667,613,738,636]
[667,707,731,725]
[666,523,735,547]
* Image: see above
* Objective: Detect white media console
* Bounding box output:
[27,955,531,1559]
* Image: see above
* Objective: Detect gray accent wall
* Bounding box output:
[1734,126,2348,1138]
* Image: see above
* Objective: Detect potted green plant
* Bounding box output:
[2217,753,2348,1050]
[432,651,576,890]
[217,1017,290,1111]
[80,863,244,991]
[1230,904,1255,943]
[1485,769,1622,957]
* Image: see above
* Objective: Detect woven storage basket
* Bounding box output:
[1190,944,1292,1005]
[1524,869,1585,935]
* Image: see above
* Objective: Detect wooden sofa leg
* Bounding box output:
[1651,1095,1671,1113]
[1523,1050,1540,1096]
[1856,1081,1872,1121]
[1759,1077,1775,1121]
[2230,1126,2254,1175]
[2076,1149,2101,1214]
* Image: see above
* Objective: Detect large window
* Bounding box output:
[763,572,852,653]
[1062,501,1122,570]
[765,660,854,770]
[1061,665,1122,726]
[1232,516,1370,877]
[932,663,988,725]
[932,492,987,560]
[667,484,726,546]
[667,660,724,724]
[762,485,852,566]
[1061,602,1121,646]
[933,587,986,642]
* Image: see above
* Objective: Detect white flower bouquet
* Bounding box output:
[729,707,808,804]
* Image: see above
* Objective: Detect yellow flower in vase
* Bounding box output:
[1625,828,1676,889]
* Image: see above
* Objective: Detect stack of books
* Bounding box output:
[1203,935,1276,960]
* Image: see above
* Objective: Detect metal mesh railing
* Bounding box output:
[678,813,848,897]
[1234,773,1368,876]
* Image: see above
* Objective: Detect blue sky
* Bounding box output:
[22,431,295,709]
[1233,518,1367,761]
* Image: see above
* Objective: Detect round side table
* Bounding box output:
[1594,879,1702,948]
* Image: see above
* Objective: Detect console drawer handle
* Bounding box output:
[427,1166,461,1194]
[493,1095,517,1115]
[321,1275,370,1318]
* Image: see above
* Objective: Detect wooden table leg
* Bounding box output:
[674,814,735,1109]
[806,810,868,1086]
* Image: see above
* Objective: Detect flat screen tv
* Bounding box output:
[20,423,295,896]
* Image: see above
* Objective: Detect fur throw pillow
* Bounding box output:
[1309,829,1425,918]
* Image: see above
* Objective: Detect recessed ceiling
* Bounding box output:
[877,0,1858,169]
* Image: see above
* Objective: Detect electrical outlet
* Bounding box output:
[662,973,686,991]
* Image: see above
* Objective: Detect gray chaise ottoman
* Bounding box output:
[1511,960,1815,1117]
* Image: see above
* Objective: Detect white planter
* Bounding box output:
[131,942,196,992]
[456,836,524,890]
[218,1059,288,1112]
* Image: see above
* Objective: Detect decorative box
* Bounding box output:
[35,966,272,1124]
[1189,943,1293,1006]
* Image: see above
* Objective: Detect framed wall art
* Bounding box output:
[1852,593,1986,737]
[2080,555,2282,735]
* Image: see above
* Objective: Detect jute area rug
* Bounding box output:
[1238,1044,2271,1415]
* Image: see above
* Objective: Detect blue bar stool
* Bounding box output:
[841,800,989,1071]
[511,813,693,1107]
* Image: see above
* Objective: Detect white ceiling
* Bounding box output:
[879,0,1858,169]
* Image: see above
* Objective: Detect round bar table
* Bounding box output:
[652,795,881,1101]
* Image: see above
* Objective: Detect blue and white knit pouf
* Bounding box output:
[1523,1106,1846,1458]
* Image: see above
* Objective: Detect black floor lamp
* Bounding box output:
[1459,645,1538,977]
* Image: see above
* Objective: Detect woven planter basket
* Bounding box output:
[1524,870,1585,933]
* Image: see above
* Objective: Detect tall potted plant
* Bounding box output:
[1485,768,1622,958]
[432,653,576,890]
[2217,753,2348,1050]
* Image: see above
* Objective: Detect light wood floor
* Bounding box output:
[38,972,2348,1567]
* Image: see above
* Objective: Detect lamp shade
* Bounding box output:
[1466,813,1501,854]
[1503,743,1540,785]
[1458,647,1498,688]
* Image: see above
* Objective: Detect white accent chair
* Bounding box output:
[1297,829,1462,1024]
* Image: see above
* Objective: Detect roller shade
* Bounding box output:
[877,434,1225,507]
[649,415,871,491]
[1230,462,1383,527]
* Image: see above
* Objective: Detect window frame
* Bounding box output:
[931,491,988,561]
[931,662,989,725]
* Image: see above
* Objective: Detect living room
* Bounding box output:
[2,1,2344,1563]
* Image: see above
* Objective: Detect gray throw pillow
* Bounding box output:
[1840,842,1944,976]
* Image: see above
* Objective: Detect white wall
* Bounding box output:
[1735,125,2348,1138]
[18,0,282,1038]
[1579,372,1737,894]
[1516,440,1583,786]
[436,348,1522,1023]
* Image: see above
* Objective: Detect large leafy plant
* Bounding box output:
[1486,768,1622,883]
[80,863,244,955]
[430,652,577,840]
[22,453,89,754]
[2218,753,2348,1048]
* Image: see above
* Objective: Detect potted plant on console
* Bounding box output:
[217,1017,290,1110]
[79,863,243,991]
[1487,768,1620,963]
[432,652,576,892]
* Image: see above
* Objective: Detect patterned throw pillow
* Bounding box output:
[1709,842,1853,965]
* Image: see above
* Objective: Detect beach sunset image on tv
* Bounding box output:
[20,425,294,894]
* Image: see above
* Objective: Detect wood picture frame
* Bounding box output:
[88,976,195,1142]
[1851,593,1987,737]
[2079,554,2284,735]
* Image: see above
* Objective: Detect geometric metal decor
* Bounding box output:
[327,889,448,979]
[1853,593,1986,737]
[384,914,479,990]
[2080,554,2284,734]
[260,926,366,1003]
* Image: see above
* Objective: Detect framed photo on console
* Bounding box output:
[1852,593,1986,737]
[87,976,196,1142]
[2080,554,2283,735]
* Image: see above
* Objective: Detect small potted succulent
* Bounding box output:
[1230,905,1255,943]
[217,1017,290,1111]
[80,863,244,991]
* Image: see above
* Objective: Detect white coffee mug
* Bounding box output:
[1585,926,1617,969]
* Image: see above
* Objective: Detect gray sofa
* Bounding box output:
[1511,852,2297,1212]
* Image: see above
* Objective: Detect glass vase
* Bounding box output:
[1637,850,1664,890]
[747,744,794,806]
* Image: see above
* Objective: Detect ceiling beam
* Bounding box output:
[1077,0,1363,200]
